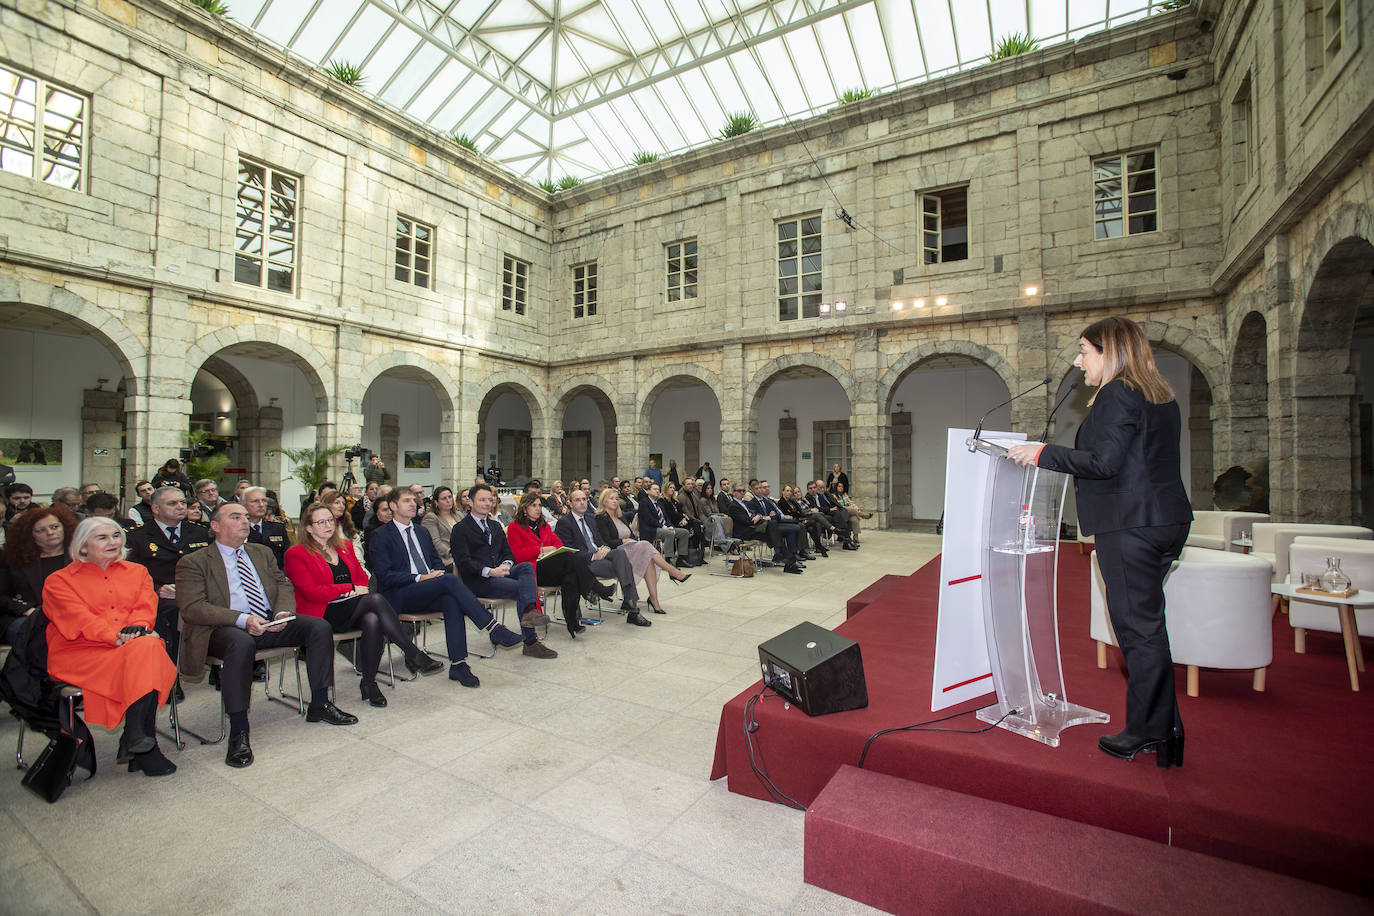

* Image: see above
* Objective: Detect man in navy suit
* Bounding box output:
[369,488,523,687]
[725,481,803,574]
[555,488,643,615]
[450,483,556,659]
[808,479,858,550]
[636,483,691,565]
[750,480,812,562]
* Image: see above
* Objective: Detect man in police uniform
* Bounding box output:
[126,485,213,666]
[242,486,289,568]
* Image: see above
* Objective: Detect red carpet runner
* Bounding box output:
[710,548,1374,894]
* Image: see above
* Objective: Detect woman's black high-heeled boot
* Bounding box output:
[566,603,585,638]
[1158,727,1184,769]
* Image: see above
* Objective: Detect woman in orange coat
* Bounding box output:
[43,517,178,776]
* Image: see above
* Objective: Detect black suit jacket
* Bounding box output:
[555,512,605,560]
[450,514,516,585]
[126,521,212,588]
[247,519,289,568]
[726,497,763,535]
[595,512,630,547]
[637,491,669,540]
[1036,379,1193,536]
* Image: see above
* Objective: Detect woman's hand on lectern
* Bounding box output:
[1006,443,1043,468]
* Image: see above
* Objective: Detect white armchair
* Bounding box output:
[1090,547,1274,696]
[1287,536,1374,654]
[1249,523,1372,586]
[1185,510,1269,552]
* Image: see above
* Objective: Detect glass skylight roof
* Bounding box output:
[223,0,1179,185]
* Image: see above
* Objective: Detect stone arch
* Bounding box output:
[636,363,722,429]
[474,371,549,482]
[0,277,146,395]
[357,352,459,419]
[553,374,620,485]
[201,355,261,414]
[744,353,855,417]
[1294,203,1373,323]
[184,325,333,414]
[879,340,1017,412]
[1046,320,1226,394]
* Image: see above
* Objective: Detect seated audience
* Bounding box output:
[715,478,734,515]
[126,485,212,667]
[826,463,851,495]
[504,492,616,639]
[53,487,84,518]
[754,480,814,561]
[184,500,205,526]
[544,480,570,517]
[285,503,444,707]
[662,481,703,563]
[128,480,155,526]
[351,481,378,531]
[638,482,692,567]
[194,479,227,518]
[0,506,78,644]
[327,490,358,542]
[832,482,873,544]
[780,484,831,557]
[596,488,687,619]
[450,484,558,654]
[421,485,461,573]
[808,479,858,550]
[176,503,359,769]
[617,479,637,525]
[243,486,290,568]
[4,483,35,533]
[368,487,523,687]
[360,499,393,572]
[79,482,101,509]
[44,517,178,776]
[555,489,643,616]
[456,487,472,518]
[84,492,137,532]
[231,480,252,503]
[725,481,804,574]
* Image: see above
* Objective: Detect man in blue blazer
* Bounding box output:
[725,481,803,574]
[450,483,556,659]
[555,488,643,616]
[749,480,812,562]
[636,483,691,564]
[370,488,523,687]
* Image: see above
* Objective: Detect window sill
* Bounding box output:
[0,172,110,218]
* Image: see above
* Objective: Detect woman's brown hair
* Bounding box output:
[2,505,79,565]
[298,502,348,554]
[514,492,544,530]
[1081,316,1174,404]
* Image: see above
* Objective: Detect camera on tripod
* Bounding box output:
[344,445,371,463]
[178,442,212,461]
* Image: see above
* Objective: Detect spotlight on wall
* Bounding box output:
[935,296,948,306]
[834,300,847,313]
[892,301,903,311]
[1024,286,1039,296]
[819,303,831,315]
[913,299,925,308]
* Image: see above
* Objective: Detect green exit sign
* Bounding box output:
[801,451,812,460]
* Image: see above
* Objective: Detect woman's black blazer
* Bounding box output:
[1036,379,1193,536]
[594,512,631,546]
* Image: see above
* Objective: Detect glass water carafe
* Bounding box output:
[1320,556,1352,593]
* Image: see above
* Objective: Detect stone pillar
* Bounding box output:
[381,413,400,478]
[82,388,123,496]
[617,422,650,480]
[1189,367,1215,509]
[125,286,194,496]
[255,406,284,494]
[778,416,797,486]
[720,343,749,478]
[683,421,700,473]
[889,411,912,522]
[849,332,882,528]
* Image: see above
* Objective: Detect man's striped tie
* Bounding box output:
[237,549,270,620]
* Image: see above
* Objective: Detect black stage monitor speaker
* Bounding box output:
[758,621,868,717]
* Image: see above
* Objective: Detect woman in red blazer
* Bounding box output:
[284,503,444,707]
[505,492,610,638]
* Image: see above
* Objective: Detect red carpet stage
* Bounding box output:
[711,549,1374,895]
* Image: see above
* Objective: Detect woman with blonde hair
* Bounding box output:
[1009,316,1192,768]
[595,487,688,618]
[43,517,178,776]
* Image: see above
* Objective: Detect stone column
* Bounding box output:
[778,415,797,486]
[254,406,284,494]
[1189,367,1214,509]
[125,286,194,497]
[889,411,912,523]
[720,343,750,478]
[849,332,882,528]
[381,413,400,477]
[683,421,700,473]
[81,388,123,495]
[617,422,650,480]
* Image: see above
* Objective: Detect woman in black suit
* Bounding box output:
[1009,317,1192,769]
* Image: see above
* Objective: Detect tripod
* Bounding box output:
[341,458,357,491]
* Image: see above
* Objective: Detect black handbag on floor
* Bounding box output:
[21,732,82,803]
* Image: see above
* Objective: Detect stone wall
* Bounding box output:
[0,0,1371,522]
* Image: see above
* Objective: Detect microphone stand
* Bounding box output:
[969,376,1052,451]
[1039,382,1079,443]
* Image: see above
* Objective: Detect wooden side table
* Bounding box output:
[1272,583,1374,691]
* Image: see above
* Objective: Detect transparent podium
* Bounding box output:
[966,437,1109,747]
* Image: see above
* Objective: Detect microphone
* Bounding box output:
[1040,382,1079,443]
[969,376,1052,451]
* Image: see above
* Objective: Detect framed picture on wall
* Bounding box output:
[0,438,63,466]
[404,450,431,469]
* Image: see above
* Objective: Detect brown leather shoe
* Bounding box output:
[520,607,550,628]
[522,639,558,659]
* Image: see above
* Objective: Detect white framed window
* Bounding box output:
[1231,75,1255,190]
[1092,150,1158,239]
[919,187,969,264]
[234,158,299,293]
[777,214,822,321]
[572,261,597,319]
[666,239,697,301]
[0,65,87,191]
[502,255,529,315]
[395,216,433,290]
